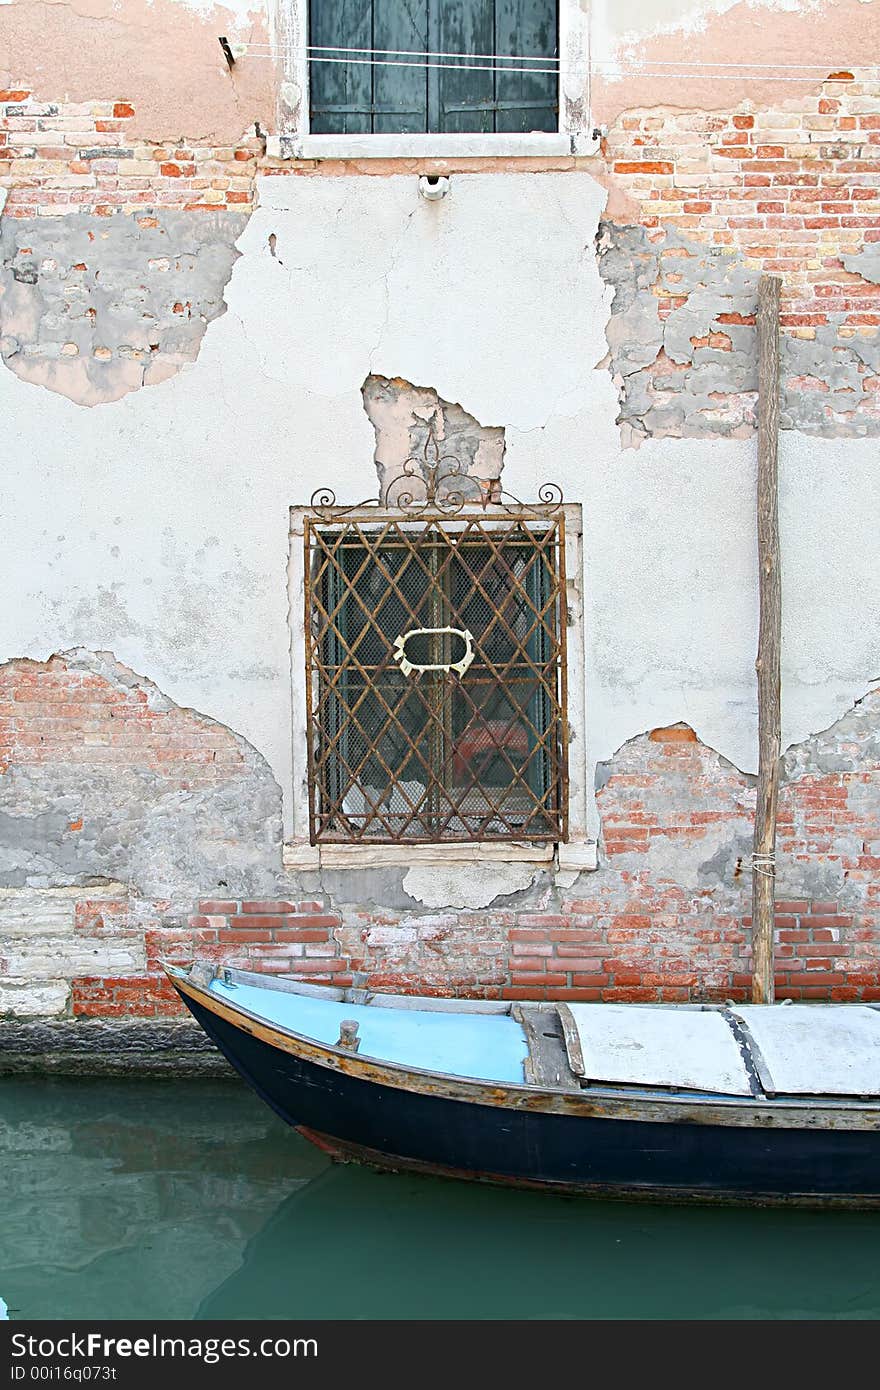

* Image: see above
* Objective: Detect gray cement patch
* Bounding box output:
[0,209,248,404]
[597,221,880,441]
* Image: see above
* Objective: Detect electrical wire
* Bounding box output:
[251,44,871,73]
[230,46,878,82]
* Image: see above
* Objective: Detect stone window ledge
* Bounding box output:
[283,840,597,873]
[268,133,576,161]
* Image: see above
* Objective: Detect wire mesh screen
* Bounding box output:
[305,511,568,843]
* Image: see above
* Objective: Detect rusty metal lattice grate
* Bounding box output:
[304,506,568,844]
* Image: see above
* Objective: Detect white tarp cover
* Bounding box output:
[559,1004,754,1096]
[733,1005,880,1096]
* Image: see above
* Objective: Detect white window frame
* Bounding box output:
[269,1,594,160]
[285,502,594,874]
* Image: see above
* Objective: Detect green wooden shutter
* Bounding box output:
[310,1,429,135]
[374,0,429,133]
[494,0,558,134]
[436,0,494,134]
[437,0,557,133]
[309,1,557,136]
[310,1,373,134]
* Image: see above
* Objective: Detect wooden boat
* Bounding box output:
[165,961,880,1208]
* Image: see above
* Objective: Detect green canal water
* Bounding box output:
[1,1076,878,1321]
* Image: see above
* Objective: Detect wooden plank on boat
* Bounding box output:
[558,1004,754,1096]
[225,967,347,1000]
[361,992,512,1015]
[512,1006,578,1089]
[732,1005,880,1096]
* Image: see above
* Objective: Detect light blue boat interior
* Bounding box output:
[209,979,528,1084]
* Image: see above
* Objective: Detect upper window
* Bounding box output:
[309,0,559,136]
[304,504,568,844]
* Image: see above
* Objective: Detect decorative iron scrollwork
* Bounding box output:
[309,413,563,519]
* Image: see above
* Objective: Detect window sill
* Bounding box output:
[283,840,597,873]
[269,132,574,161]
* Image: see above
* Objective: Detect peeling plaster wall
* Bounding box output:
[598,222,880,440]
[0,210,247,402]
[0,650,282,900]
[4,698,879,1048]
[590,0,880,122]
[597,70,880,442]
[1,170,879,843]
[1,1,879,1051]
[362,374,505,501]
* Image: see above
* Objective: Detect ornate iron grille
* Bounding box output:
[304,496,568,845]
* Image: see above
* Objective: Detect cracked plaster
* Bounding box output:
[0,171,878,842]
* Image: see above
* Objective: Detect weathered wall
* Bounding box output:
[590,0,880,122]
[1,0,880,1058]
[1,208,249,402]
[0,0,275,145]
[0,171,879,1010]
[598,73,880,441]
[0,650,281,901]
[5,692,878,1069]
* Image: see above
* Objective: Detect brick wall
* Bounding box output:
[599,71,880,438]
[0,92,260,215]
[4,690,879,1022]
[0,654,246,781]
[67,715,880,1015]
[4,72,880,428]
[604,71,880,328]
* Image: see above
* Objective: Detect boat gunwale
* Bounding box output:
[165,963,880,1130]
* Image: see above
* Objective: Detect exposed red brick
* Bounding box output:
[612,161,674,174]
[240,900,297,914]
[648,725,698,743]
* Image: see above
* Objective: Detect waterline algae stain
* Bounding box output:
[0,1078,878,1321]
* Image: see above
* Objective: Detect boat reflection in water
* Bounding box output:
[198,1160,880,1321]
[2,1077,879,1320]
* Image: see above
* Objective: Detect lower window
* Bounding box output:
[305,508,568,843]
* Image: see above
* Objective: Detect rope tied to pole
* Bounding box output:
[749,851,777,878]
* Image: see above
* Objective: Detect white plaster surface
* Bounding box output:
[403,862,539,910]
[1,171,879,841]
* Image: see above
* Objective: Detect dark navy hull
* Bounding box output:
[181,990,880,1207]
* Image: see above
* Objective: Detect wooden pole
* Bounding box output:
[752,274,782,1005]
